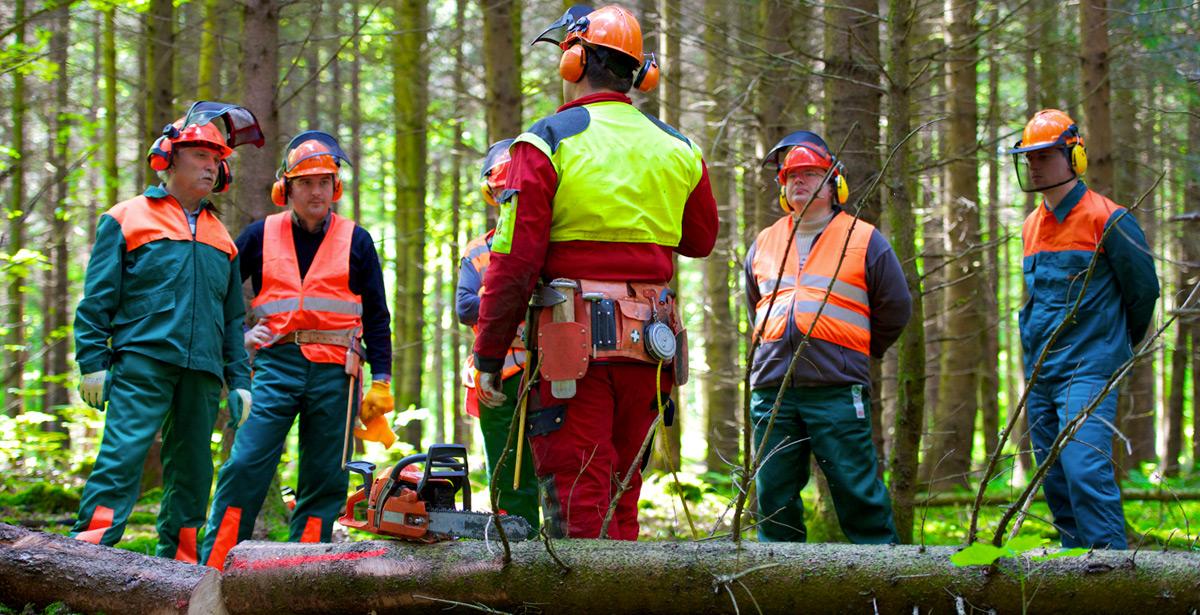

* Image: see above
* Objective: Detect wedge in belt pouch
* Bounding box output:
[531,278,689,397]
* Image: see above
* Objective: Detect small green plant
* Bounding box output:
[951,535,1088,614]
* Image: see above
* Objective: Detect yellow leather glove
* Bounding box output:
[359,380,395,424]
[354,415,397,449]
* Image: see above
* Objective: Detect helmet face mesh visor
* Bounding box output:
[1012,147,1074,193]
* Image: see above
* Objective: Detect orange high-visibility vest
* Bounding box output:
[460,233,525,387]
[750,211,873,355]
[251,212,363,364]
[108,195,237,259]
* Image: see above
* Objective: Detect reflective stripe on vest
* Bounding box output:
[513,102,703,246]
[751,211,873,355]
[107,195,237,259]
[251,211,363,364]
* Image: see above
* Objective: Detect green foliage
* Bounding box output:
[951,534,1057,566]
[0,482,79,514]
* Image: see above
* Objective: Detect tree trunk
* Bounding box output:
[657,0,683,469]
[635,0,659,116]
[1165,277,1187,477]
[701,0,739,474]
[349,0,363,222]
[1191,97,1200,470]
[197,0,219,100]
[1079,0,1113,195]
[43,0,72,443]
[220,538,1200,614]
[481,0,521,145]
[752,0,807,239]
[394,0,429,448]
[0,524,223,615]
[1111,56,1155,474]
[924,0,981,492]
[145,0,174,148]
[980,5,1002,466]
[5,0,29,417]
[884,0,926,544]
[823,0,881,225]
[450,0,470,450]
[234,0,280,231]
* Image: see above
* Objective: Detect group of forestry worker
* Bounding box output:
[67,4,1157,568]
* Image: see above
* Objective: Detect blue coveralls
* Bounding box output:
[1020,181,1159,549]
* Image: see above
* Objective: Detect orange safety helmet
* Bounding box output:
[1005,109,1088,192]
[534,5,659,92]
[271,131,351,206]
[480,139,514,207]
[146,101,264,193]
[764,130,849,208]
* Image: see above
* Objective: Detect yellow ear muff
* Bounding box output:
[1070,144,1088,176]
[778,186,790,213]
[835,174,850,205]
[482,182,499,207]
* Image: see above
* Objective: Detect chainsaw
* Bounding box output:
[338,443,533,542]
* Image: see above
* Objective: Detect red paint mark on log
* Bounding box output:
[228,548,389,571]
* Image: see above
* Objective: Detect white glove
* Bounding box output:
[477,371,507,408]
[80,371,108,410]
[228,388,252,429]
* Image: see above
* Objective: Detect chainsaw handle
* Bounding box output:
[338,484,369,529]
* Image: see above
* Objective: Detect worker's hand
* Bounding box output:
[79,371,108,410]
[360,379,395,424]
[244,318,273,352]
[477,370,507,408]
[227,388,252,430]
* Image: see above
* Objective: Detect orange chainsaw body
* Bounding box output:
[338,445,469,543]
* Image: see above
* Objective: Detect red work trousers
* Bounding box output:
[528,363,664,540]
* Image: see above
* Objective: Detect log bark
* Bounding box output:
[0,523,223,615]
[220,538,1200,614]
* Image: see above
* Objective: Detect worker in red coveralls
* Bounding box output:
[472,4,718,540]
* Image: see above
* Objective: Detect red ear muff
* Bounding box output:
[148,136,172,171]
[634,56,659,92]
[212,161,233,193]
[331,177,343,202]
[271,179,287,207]
[559,45,587,83]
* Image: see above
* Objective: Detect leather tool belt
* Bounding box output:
[531,278,689,395]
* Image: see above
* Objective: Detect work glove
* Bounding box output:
[227,388,252,430]
[79,370,109,410]
[359,379,395,424]
[355,379,397,449]
[477,370,507,408]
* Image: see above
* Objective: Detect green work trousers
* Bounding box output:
[200,344,354,568]
[751,384,897,544]
[478,374,540,531]
[71,351,222,562]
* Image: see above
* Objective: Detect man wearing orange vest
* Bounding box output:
[473,5,718,540]
[456,139,540,531]
[1007,110,1157,549]
[200,131,394,569]
[744,130,911,543]
[71,102,263,561]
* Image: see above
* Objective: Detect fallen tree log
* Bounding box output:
[222,538,1200,614]
[920,488,1200,507]
[0,523,223,615]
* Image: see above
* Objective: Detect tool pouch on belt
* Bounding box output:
[532,279,689,395]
